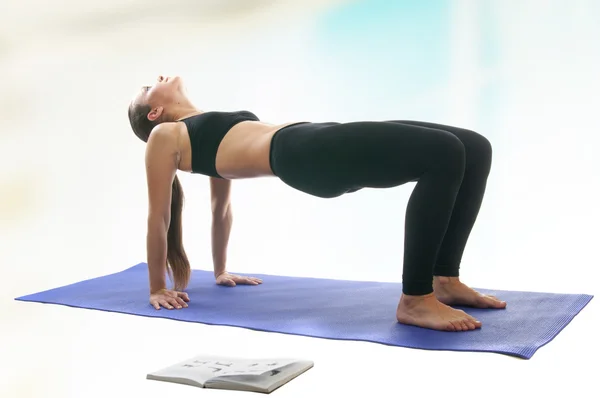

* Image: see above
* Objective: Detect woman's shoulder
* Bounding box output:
[145,122,185,156]
[149,122,180,136]
[146,122,184,144]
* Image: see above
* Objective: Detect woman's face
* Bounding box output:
[134,75,186,121]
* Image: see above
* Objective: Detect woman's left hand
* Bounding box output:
[216,272,263,287]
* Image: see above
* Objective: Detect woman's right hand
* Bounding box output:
[150,289,190,310]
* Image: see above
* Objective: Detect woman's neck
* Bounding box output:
[169,100,203,122]
[172,105,203,122]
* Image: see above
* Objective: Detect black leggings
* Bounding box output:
[269,120,493,296]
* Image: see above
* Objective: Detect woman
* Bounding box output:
[128,75,506,332]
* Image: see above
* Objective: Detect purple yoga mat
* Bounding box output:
[15,263,593,359]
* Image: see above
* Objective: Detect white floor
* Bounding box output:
[2,1,599,397]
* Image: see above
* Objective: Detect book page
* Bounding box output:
[206,361,314,393]
[148,358,223,385]
[213,358,298,377]
[151,356,298,381]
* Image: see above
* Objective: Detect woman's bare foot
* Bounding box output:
[433,276,507,309]
[396,292,482,331]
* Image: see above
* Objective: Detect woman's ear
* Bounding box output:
[147,106,164,122]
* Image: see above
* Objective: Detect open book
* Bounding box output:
[146,355,314,394]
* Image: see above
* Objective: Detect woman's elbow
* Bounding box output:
[211,203,231,220]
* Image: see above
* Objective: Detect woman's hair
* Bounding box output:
[128,101,191,291]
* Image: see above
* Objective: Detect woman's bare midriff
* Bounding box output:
[174,120,302,179]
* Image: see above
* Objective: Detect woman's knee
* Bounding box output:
[431,129,466,172]
[461,129,493,166]
[411,129,465,188]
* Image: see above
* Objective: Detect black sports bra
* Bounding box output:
[179,110,260,178]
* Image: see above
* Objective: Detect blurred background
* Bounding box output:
[1,0,599,397]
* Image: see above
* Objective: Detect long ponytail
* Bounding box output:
[166,174,191,291]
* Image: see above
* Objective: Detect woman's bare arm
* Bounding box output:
[209,178,262,287]
[210,177,232,278]
[144,124,179,293]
